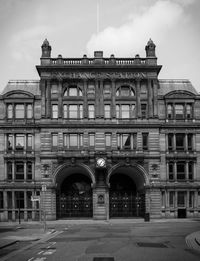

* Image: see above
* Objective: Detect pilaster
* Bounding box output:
[136,79,141,118]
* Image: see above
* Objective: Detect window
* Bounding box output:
[186,104,192,119]
[63,105,68,118]
[177,162,185,180]
[69,87,78,96]
[176,134,185,151]
[168,134,173,151]
[69,105,78,118]
[161,191,165,207]
[16,135,24,151]
[0,192,3,209]
[15,162,24,180]
[168,163,174,180]
[117,133,137,150]
[121,105,130,118]
[52,134,58,148]
[27,135,33,151]
[116,86,134,96]
[167,104,173,119]
[189,191,194,207]
[105,133,111,147]
[104,83,111,96]
[7,134,13,151]
[177,191,186,207]
[88,105,95,119]
[7,162,12,180]
[63,133,83,148]
[15,104,25,118]
[87,83,95,96]
[142,133,148,150]
[27,191,32,209]
[175,104,184,119]
[104,105,111,118]
[7,191,12,209]
[27,104,33,118]
[140,84,147,98]
[7,104,13,119]
[27,162,32,180]
[189,162,193,180]
[169,191,175,207]
[188,134,193,151]
[141,104,147,119]
[89,133,95,147]
[15,191,24,208]
[52,105,58,118]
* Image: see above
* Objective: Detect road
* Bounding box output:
[2,221,200,261]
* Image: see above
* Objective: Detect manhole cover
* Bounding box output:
[93,257,114,261]
[137,242,167,248]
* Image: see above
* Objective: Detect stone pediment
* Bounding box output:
[164,90,195,99]
[3,91,34,99]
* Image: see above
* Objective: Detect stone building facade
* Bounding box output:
[0,39,200,221]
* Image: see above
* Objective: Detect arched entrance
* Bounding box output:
[55,164,95,219]
[108,164,146,218]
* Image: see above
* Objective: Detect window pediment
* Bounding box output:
[164,91,195,100]
[3,91,34,99]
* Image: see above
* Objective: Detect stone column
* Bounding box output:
[173,134,176,152]
[83,80,88,118]
[185,134,188,152]
[174,161,177,180]
[148,79,153,118]
[136,79,141,118]
[40,79,46,118]
[186,161,189,180]
[111,79,116,118]
[12,161,15,180]
[46,79,51,118]
[153,79,158,117]
[58,80,63,118]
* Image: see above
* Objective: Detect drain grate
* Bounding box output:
[93,257,114,261]
[137,242,167,248]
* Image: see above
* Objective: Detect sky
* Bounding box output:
[0,0,200,92]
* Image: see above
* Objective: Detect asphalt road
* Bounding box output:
[3,221,200,261]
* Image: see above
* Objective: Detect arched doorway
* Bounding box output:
[55,165,94,219]
[108,165,146,218]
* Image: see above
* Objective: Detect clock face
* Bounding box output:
[97,158,106,167]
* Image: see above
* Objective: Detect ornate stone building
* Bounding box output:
[0,39,200,221]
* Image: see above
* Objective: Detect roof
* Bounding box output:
[1,80,40,96]
[158,79,198,96]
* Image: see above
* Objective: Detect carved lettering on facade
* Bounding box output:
[51,71,146,80]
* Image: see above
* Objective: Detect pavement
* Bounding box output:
[0,218,200,259]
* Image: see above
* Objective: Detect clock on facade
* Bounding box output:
[96,158,106,168]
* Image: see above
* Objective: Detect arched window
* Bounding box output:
[64,86,82,96]
[116,86,135,97]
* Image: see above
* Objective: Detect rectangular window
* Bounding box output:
[27,191,32,209]
[7,162,12,180]
[186,104,192,119]
[141,104,147,119]
[89,133,95,147]
[7,191,12,209]
[27,162,32,180]
[0,192,3,209]
[63,105,68,118]
[15,104,25,118]
[177,191,186,207]
[121,105,130,118]
[7,134,13,151]
[52,105,58,118]
[142,133,148,150]
[169,163,174,180]
[15,191,24,209]
[161,191,165,207]
[117,133,137,150]
[189,191,194,208]
[7,104,13,119]
[189,162,193,180]
[188,134,193,151]
[177,162,185,180]
[27,104,33,118]
[105,133,111,147]
[116,105,120,118]
[122,134,131,149]
[175,104,184,119]
[176,134,185,151]
[79,105,83,119]
[69,134,78,147]
[51,84,58,94]
[169,191,175,207]
[168,134,173,151]
[104,105,111,118]
[52,134,58,148]
[167,104,173,119]
[88,105,95,119]
[69,105,78,118]
[27,135,33,151]
[15,135,24,151]
[15,162,24,180]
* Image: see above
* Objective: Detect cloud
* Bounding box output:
[11,25,53,61]
[86,0,188,57]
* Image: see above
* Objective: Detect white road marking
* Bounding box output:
[27,258,34,261]
[37,251,44,255]
[43,249,56,255]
